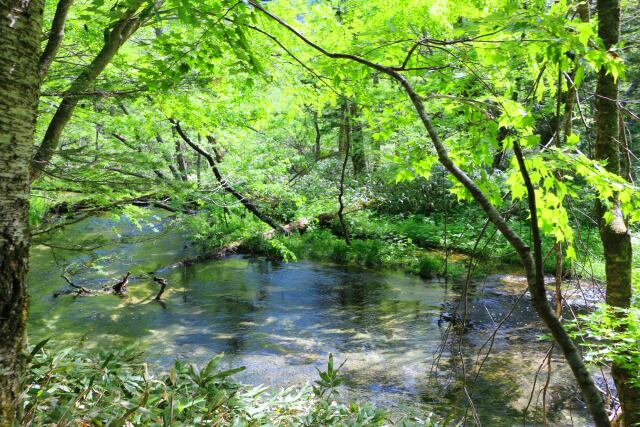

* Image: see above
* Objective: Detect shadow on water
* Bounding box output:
[27,213,592,425]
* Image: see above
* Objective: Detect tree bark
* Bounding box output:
[312,109,321,159]
[156,134,182,180]
[30,0,163,181]
[338,102,366,174]
[594,1,639,425]
[350,104,367,175]
[337,101,348,153]
[0,0,45,424]
[173,130,189,182]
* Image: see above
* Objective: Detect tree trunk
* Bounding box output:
[338,102,366,175]
[173,129,189,182]
[38,0,74,80]
[312,110,321,159]
[338,104,351,245]
[156,134,183,180]
[0,0,45,424]
[594,1,639,424]
[337,101,348,153]
[350,104,366,175]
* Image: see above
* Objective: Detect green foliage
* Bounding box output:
[28,196,51,228]
[350,240,384,267]
[269,238,298,263]
[345,210,512,261]
[24,344,244,425]
[570,306,640,388]
[26,0,640,420]
[329,238,350,264]
[245,217,490,282]
[182,210,265,251]
[32,0,640,297]
[418,255,442,280]
[24,343,438,426]
[239,234,297,262]
[313,353,346,399]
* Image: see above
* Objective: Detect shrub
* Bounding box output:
[351,240,383,267]
[569,306,640,388]
[329,239,350,263]
[23,343,419,426]
[418,255,442,279]
[237,234,297,262]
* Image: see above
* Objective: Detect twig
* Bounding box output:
[61,274,92,294]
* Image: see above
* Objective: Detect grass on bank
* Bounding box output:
[237,210,573,282]
[239,209,640,286]
[240,228,470,281]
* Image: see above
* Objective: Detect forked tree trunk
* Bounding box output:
[0,0,45,424]
[594,1,639,425]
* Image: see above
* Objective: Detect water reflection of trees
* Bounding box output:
[428,276,588,425]
[29,246,592,425]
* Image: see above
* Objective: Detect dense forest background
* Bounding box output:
[1,0,639,425]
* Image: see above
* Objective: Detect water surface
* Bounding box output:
[28,214,592,425]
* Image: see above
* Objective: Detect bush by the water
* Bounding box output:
[22,342,445,426]
[418,255,442,280]
[243,227,485,282]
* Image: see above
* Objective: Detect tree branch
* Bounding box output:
[171,119,287,234]
[39,0,75,79]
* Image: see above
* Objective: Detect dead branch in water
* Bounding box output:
[113,272,131,295]
[61,275,92,295]
[153,276,168,300]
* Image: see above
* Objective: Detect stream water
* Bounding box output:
[28,213,594,425]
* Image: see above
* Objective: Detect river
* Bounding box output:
[27,212,594,425]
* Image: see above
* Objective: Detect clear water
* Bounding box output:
[27,213,592,425]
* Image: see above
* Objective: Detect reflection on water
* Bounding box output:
[28,214,592,425]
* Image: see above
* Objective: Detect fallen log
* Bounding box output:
[52,275,94,297]
[54,273,132,298]
[54,272,171,302]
